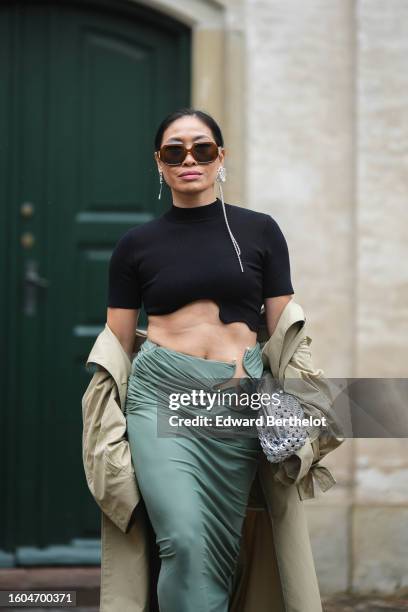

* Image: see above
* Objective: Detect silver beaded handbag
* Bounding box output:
[255,372,308,463]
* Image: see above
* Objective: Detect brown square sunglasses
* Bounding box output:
[156,141,221,165]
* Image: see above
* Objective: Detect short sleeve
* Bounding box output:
[262,215,294,298]
[106,231,142,309]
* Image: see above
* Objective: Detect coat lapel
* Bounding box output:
[86,323,138,409]
[260,299,306,378]
[86,323,130,401]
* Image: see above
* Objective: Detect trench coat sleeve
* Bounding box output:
[277,334,344,499]
[81,365,141,533]
[261,301,344,500]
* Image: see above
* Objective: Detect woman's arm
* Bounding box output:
[107,307,140,360]
[261,214,294,337]
[264,295,293,337]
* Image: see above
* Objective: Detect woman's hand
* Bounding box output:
[106,307,140,360]
[264,295,294,337]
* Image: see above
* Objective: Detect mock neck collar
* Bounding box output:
[163,197,222,223]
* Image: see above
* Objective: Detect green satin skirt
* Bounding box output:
[125,338,264,612]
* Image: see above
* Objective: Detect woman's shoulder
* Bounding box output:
[114,216,166,247]
[225,202,280,230]
[225,203,291,257]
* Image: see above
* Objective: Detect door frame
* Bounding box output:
[135,0,247,207]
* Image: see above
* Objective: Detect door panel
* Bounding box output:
[0,1,191,564]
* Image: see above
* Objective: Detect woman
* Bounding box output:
[106,107,294,612]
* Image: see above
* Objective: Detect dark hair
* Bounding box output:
[154,107,224,151]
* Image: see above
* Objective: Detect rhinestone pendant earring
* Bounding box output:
[158,170,163,200]
[216,166,226,183]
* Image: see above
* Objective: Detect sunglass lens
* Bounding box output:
[193,142,218,162]
[161,145,185,164]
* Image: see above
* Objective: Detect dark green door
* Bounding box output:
[0,1,190,566]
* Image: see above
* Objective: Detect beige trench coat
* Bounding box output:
[81,299,344,612]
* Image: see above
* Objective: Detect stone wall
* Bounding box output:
[243,0,408,596]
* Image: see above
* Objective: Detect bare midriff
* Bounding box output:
[146,299,258,380]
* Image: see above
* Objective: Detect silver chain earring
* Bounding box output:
[158,169,163,200]
[216,166,244,273]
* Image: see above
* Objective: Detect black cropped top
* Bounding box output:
[107,197,294,332]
